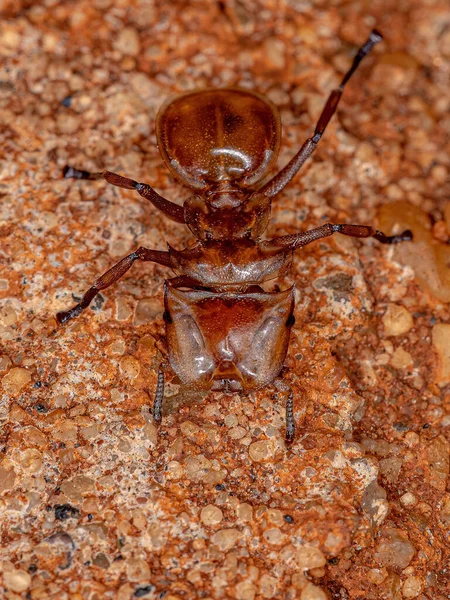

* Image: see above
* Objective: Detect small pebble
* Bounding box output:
[402,575,423,598]
[224,414,238,427]
[93,552,110,569]
[200,505,223,526]
[439,496,450,526]
[391,347,413,369]
[54,503,80,521]
[367,568,388,584]
[211,528,242,552]
[262,38,286,70]
[229,426,246,439]
[1,26,21,53]
[107,338,126,356]
[236,503,253,522]
[2,367,31,394]
[184,454,212,481]
[235,580,257,600]
[52,419,78,443]
[3,569,31,593]
[0,463,16,493]
[432,324,450,385]
[115,297,133,321]
[374,529,415,569]
[323,531,344,555]
[300,582,328,600]
[404,432,420,447]
[126,558,151,581]
[148,522,167,549]
[143,423,158,446]
[249,440,273,462]
[267,509,284,526]
[0,304,17,325]
[129,72,162,105]
[180,421,201,440]
[60,475,95,503]
[263,528,285,545]
[400,492,417,507]
[0,355,12,373]
[113,27,141,56]
[134,298,161,325]
[433,220,449,243]
[427,436,449,492]
[56,113,79,134]
[296,546,326,570]
[17,448,43,474]
[119,355,141,379]
[259,574,278,598]
[382,304,414,336]
[431,164,448,185]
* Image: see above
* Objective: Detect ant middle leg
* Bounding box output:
[56,247,171,324]
[270,222,412,250]
[63,167,185,224]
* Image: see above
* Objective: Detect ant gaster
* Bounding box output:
[58,31,412,442]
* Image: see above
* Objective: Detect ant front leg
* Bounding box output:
[63,167,185,224]
[269,222,412,250]
[56,247,171,324]
[260,30,383,198]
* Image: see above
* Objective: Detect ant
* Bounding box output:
[58,30,412,443]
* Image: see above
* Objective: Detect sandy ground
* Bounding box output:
[0,1,449,598]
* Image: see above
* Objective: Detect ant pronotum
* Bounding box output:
[58,30,412,442]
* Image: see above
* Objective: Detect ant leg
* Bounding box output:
[268,222,412,250]
[56,247,171,324]
[153,361,170,423]
[63,166,185,224]
[260,30,383,198]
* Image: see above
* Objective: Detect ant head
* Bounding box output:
[156,88,280,191]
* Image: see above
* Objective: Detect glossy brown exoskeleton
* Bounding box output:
[58,31,411,442]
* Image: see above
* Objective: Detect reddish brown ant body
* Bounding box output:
[58,31,411,442]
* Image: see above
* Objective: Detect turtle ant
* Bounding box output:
[58,30,412,442]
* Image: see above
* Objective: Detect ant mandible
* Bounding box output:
[58,30,412,443]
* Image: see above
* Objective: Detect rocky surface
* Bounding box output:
[0,0,449,598]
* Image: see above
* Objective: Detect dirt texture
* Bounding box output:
[0,1,449,599]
